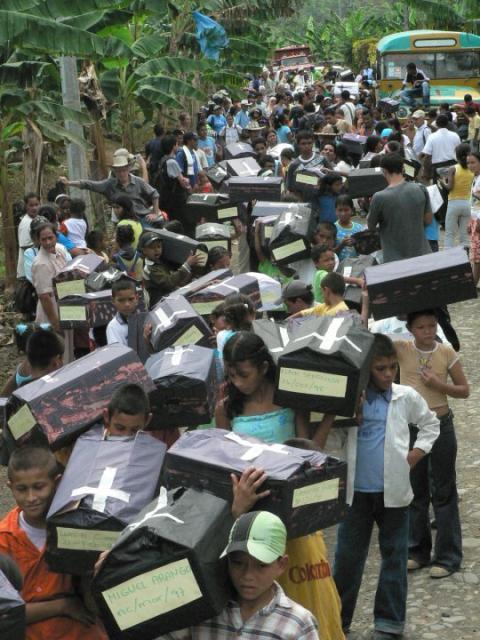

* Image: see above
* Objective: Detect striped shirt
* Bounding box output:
[160,582,319,639]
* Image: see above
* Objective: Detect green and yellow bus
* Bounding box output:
[376,30,480,111]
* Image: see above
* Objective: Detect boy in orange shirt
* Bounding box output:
[0,446,107,640]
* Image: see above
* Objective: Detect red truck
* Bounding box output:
[273,45,314,75]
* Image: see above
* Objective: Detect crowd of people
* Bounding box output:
[2,64,479,640]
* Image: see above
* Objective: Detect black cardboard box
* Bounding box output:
[86,267,131,292]
[224,142,254,159]
[154,229,208,266]
[171,268,233,303]
[258,315,375,417]
[228,176,283,203]
[336,255,376,310]
[293,168,324,194]
[46,426,166,574]
[93,487,232,640]
[252,201,306,218]
[195,223,232,252]
[146,345,217,428]
[186,193,239,223]
[7,345,155,451]
[269,206,314,264]
[225,156,260,177]
[0,570,25,640]
[188,274,261,316]
[206,162,228,187]
[163,429,347,537]
[351,230,381,255]
[347,167,388,198]
[341,133,367,161]
[53,254,106,292]
[378,98,400,113]
[58,290,115,329]
[148,296,213,352]
[365,246,477,320]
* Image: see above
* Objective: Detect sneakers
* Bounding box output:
[430,565,454,579]
[407,558,425,571]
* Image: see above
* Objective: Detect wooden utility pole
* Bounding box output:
[59,56,94,225]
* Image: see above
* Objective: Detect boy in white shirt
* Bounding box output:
[106,278,139,346]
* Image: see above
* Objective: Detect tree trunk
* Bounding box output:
[23,118,44,195]
[90,118,108,179]
[0,152,18,290]
[403,5,410,30]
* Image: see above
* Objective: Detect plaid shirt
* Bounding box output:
[160,582,319,639]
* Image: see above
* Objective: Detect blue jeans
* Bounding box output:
[400,82,430,108]
[334,492,408,634]
[408,411,462,571]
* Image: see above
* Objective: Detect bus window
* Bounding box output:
[435,51,480,78]
[381,53,435,80]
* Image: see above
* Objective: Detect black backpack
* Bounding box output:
[14,278,38,315]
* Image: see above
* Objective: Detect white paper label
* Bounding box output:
[202,240,229,251]
[272,239,306,261]
[173,325,203,346]
[296,173,318,186]
[56,527,119,551]
[192,301,218,315]
[292,478,340,508]
[60,306,87,322]
[217,207,237,219]
[263,226,273,239]
[102,558,202,631]
[278,367,347,398]
[8,404,36,440]
[56,279,86,299]
[404,163,415,178]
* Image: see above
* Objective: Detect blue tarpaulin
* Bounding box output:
[192,10,229,60]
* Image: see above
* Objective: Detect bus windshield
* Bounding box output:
[381,51,480,80]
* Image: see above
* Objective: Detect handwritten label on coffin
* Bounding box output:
[217,207,237,220]
[272,239,306,262]
[278,367,347,398]
[296,173,319,186]
[56,279,86,299]
[292,478,340,508]
[56,527,119,551]
[102,558,202,631]
[202,240,229,251]
[8,404,36,440]
[173,325,203,347]
[192,301,218,315]
[59,306,87,322]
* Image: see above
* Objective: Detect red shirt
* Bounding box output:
[0,507,107,640]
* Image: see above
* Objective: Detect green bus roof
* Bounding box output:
[377,30,480,53]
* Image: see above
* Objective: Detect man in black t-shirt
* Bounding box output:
[400,62,430,109]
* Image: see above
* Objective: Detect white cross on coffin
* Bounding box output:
[225,432,290,461]
[125,488,185,534]
[71,466,130,513]
[153,308,189,336]
[166,346,194,367]
[271,317,362,354]
[206,276,241,294]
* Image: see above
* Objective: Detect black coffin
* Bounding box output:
[365,247,477,320]
[163,429,347,538]
[146,345,217,428]
[347,167,387,198]
[148,295,213,352]
[268,205,314,264]
[46,426,166,574]
[93,487,232,640]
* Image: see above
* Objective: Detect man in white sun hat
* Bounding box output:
[59,148,160,224]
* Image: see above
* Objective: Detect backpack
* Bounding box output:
[14,278,38,315]
[114,251,141,280]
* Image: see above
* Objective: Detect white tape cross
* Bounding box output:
[71,467,130,513]
[225,432,290,461]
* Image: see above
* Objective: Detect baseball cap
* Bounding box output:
[412,109,426,119]
[275,280,312,305]
[138,231,162,251]
[380,127,393,138]
[221,511,287,564]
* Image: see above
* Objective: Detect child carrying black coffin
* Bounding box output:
[0,446,107,640]
[104,382,179,449]
[138,231,201,309]
[158,510,319,640]
[2,327,64,396]
[106,279,139,347]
